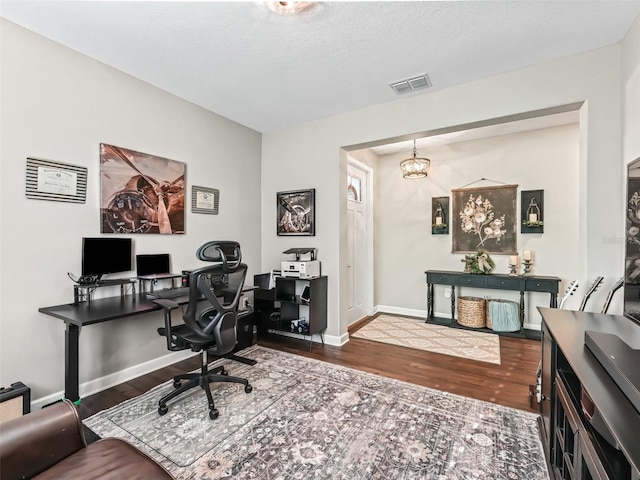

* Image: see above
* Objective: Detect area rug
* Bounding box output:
[351,315,501,364]
[84,345,546,479]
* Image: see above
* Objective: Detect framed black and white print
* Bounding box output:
[451,184,517,254]
[277,188,315,236]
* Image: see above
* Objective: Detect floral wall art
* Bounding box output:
[451,184,518,254]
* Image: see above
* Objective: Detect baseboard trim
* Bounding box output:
[347,315,372,335]
[266,329,346,347]
[31,350,197,411]
[375,305,427,319]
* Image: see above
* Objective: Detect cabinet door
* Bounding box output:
[578,427,608,480]
[308,277,328,334]
[541,323,554,449]
[554,375,581,480]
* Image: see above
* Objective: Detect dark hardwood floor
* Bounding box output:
[79,317,541,419]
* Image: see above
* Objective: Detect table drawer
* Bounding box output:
[486,276,523,290]
[426,273,458,285]
[455,276,486,287]
[526,279,558,293]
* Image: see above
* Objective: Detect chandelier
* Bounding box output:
[400,139,430,179]
[265,2,315,15]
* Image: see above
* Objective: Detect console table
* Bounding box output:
[425,270,560,338]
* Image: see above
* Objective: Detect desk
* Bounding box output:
[425,270,560,338]
[39,290,255,403]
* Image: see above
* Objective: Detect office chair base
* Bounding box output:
[158,365,252,419]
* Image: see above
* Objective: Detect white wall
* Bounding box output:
[623,12,640,165]
[0,20,262,404]
[374,125,580,327]
[261,45,624,343]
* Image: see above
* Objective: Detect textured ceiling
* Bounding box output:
[1,1,639,134]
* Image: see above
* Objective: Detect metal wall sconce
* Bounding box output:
[432,196,449,234]
[521,190,544,233]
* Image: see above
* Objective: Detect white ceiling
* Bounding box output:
[1,1,639,134]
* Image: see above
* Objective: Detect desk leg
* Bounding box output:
[65,323,80,403]
[519,291,525,328]
[427,283,434,321]
[550,293,558,308]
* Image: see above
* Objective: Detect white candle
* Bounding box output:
[509,255,518,266]
[435,216,443,224]
[529,213,538,222]
[523,250,532,261]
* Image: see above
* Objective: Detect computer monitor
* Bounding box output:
[81,237,132,279]
[136,254,171,277]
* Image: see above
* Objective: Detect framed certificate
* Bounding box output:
[192,185,220,214]
[26,158,87,203]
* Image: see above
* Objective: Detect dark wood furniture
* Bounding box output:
[39,292,254,404]
[539,307,640,480]
[425,270,560,338]
[253,274,327,349]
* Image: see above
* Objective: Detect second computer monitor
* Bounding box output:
[136,254,171,277]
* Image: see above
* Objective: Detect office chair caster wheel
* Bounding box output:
[244,384,253,393]
[173,379,182,388]
[209,408,219,420]
[158,405,168,416]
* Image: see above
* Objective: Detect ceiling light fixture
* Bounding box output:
[400,140,430,179]
[265,1,315,15]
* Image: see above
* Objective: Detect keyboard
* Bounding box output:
[145,287,190,300]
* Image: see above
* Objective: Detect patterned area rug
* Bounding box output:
[351,315,501,364]
[85,346,547,479]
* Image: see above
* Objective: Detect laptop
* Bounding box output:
[136,254,178,280]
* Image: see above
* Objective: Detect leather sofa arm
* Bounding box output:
[0,399,86,479]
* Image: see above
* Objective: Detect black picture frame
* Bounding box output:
[276,188,316,236]
[451,184,518,254]
[431,196,449,234]
[521,189,544,234]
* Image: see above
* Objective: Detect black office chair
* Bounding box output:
[153,241,252,420]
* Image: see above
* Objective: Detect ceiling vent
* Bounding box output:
[389,74,432,95]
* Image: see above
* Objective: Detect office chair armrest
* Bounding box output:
[153,299,184,351]
[0,399,86,479]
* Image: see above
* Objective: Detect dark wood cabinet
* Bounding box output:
[539,308,640,480]
[253,274,327,341]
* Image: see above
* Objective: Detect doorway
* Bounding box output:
[347,158,373,325]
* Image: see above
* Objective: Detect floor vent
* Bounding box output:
[389,73,432,95]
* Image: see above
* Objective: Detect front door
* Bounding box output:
[347,162,369,325]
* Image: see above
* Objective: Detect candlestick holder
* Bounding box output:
[509,264,518,276]
[523,259,533,276]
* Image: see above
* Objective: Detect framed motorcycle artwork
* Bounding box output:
[100,143,186,234]
[276,188,315,236]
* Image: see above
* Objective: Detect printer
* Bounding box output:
[281,248,321,279]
